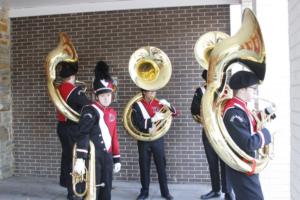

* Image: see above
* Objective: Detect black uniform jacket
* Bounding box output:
[190,86,205,116]
[223,97,271,157]
[76,102,120,163]
[223,97,271,200]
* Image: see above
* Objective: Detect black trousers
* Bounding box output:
[202,130,232,193]
[95,151,113,200]
[57,121,80,198]
[227,166,263,200]
[137,137,170,197]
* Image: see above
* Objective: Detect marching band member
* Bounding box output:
[132,89,177,200]
[223,69,272,200]
[56,61,90,200]
[191,70,233,200]
[73,61,121,200]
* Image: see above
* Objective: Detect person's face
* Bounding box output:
[244,84,258,102]
[97,92,112,107]
[64,75,76,83]
[143,90,156,102]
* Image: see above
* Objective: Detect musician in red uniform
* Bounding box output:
[56,61,90,200]
[132,89,177,200]
[223,69,272,200]
[191,70,233,200]
[73,61,121,200]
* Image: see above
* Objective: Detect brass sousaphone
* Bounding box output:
[45,32,80,122]
[192,31,230,123]
[45,33,97,200]
[196,9,271,174]
[123,46,173,141]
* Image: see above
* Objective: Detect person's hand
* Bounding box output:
[149,126,155,133]
[73,158,85,175]
[151,112,164,123]
[159,99,171,108]
[113,163,121,173]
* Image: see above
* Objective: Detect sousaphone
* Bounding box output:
[196,9,271,174]
[123,46,173,141]
[45,32,80,122]
[192,31,230,123]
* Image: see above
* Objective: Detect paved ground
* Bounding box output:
[0,176,225,200]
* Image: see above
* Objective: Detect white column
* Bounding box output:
[289,0,300,199]
[254,1,290,200]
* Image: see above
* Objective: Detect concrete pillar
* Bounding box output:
[0,7,14,179]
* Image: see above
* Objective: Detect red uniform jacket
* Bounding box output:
[132,98,177,133]
[56,81,89,122]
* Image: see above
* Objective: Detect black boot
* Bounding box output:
[224,192,234,200]
[162,193,174,200]
[200,190,221,199]
[136,192,149,200]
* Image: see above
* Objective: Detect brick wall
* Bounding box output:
[11,5,230,183]
[289,0,300,199]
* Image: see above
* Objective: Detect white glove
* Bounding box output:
[151,112,164,123]
[73,158,85,175]
[113,163,121,173]
[149,126,155,133]
[159,99,171,108]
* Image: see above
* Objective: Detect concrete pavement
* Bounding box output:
[0,176,224,200]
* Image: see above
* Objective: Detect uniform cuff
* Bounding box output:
[113,155,120,163]
[76,148,88,159]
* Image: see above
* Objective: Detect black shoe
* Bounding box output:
[162,194,174,200]
[200,190,221,199]
[136,193,149,200]
[67,195,82,200]
[224,192,234,200]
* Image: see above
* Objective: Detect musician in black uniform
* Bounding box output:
[132,89,177,200]
[223,69,272,200]
[56,61,90,200]
[73,61,121,200]
[191,70,233,200]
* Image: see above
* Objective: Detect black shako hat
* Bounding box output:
[226,58,266,81]
[229,71,260,90]
[59,61,78,78]
[238,59,266,81]
[93,61,113,95]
